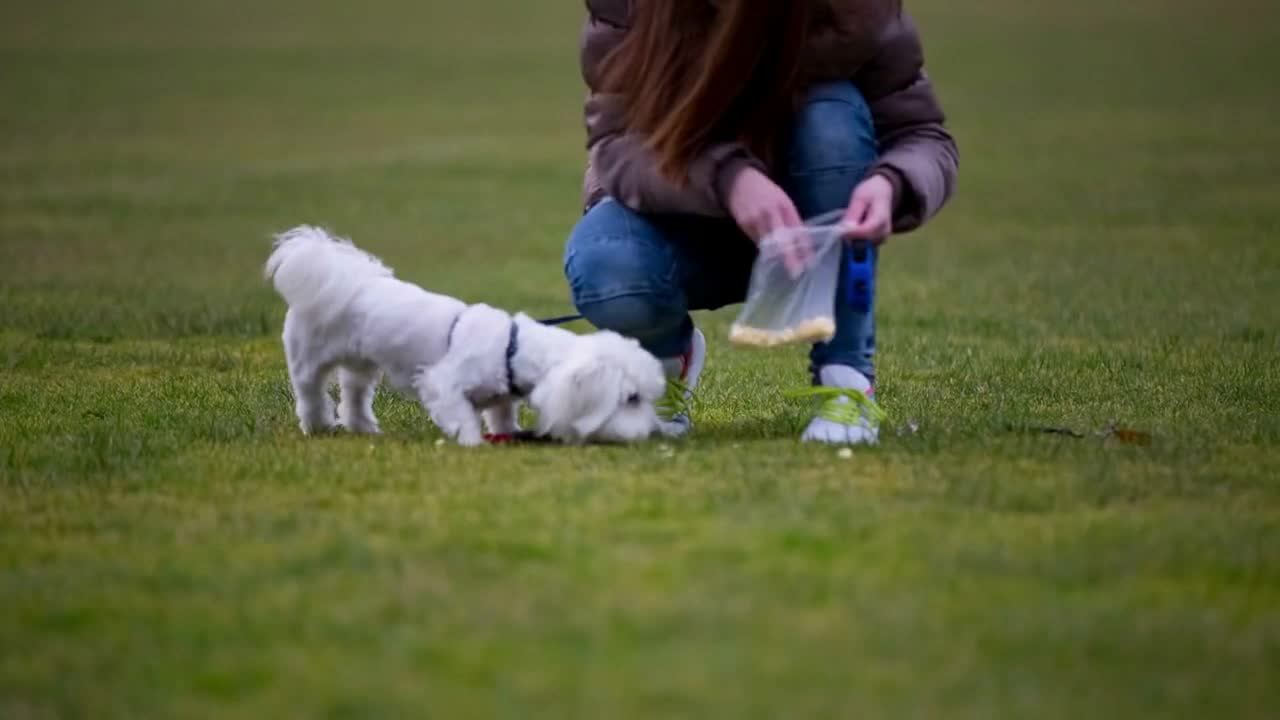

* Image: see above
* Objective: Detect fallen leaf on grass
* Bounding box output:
[1097,422,1153,445]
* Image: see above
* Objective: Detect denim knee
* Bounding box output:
[564,200,691,356]
[789,82,877,174]
[785,82,879,217]
[576,294,689,357]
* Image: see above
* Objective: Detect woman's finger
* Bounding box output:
[749,213,770,244]
[762,210,801,277]
[794,225,816,272]
[774,201,813,273]
[786,238,810,278]
[869,206,892,241]
[779,200,802,228]
[842,195,870,231]
[847,201,891,241]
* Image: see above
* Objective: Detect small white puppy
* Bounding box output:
[264,226,666,446]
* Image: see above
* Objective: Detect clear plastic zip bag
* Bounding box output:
[729,210,872,348]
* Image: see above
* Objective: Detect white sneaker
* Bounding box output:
[657,328,706,438]
[799,365,884,445]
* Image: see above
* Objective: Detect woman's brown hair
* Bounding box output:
[599,0,815,183]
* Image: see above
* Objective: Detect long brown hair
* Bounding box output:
[599,0,814,183]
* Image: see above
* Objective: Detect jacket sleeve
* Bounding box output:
[580,10,764,217]
[855,13,959,232]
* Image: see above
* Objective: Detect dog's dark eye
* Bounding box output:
[625,393,641,406]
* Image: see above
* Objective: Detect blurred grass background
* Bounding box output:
[1,1,1278,717]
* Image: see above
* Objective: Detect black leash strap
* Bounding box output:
[504,320,524,397]
[537,313,583,326]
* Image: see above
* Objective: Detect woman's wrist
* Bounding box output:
[713,152,766,213]
[869,167,904,210]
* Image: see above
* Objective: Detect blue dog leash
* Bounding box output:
[843,243,874,314]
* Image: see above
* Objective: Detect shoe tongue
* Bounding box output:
[818,365,872,393]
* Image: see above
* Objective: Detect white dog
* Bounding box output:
[264,226,666,446]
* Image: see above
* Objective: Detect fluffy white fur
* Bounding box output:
[264,226,666,446]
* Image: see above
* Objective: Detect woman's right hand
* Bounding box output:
[725,167,808,275]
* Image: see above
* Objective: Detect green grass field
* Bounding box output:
[2,0,1279,716]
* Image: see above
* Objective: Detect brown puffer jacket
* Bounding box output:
[580,0,958,233]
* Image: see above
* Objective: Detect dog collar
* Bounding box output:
[505,319,527,397]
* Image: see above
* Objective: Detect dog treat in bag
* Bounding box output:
[730,211,850,348]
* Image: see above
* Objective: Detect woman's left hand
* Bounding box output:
[841,174,895,244]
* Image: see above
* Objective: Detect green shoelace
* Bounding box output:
[657,377,694,421]
[787,386,888,426]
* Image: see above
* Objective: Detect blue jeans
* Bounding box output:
[564,81,880,381]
